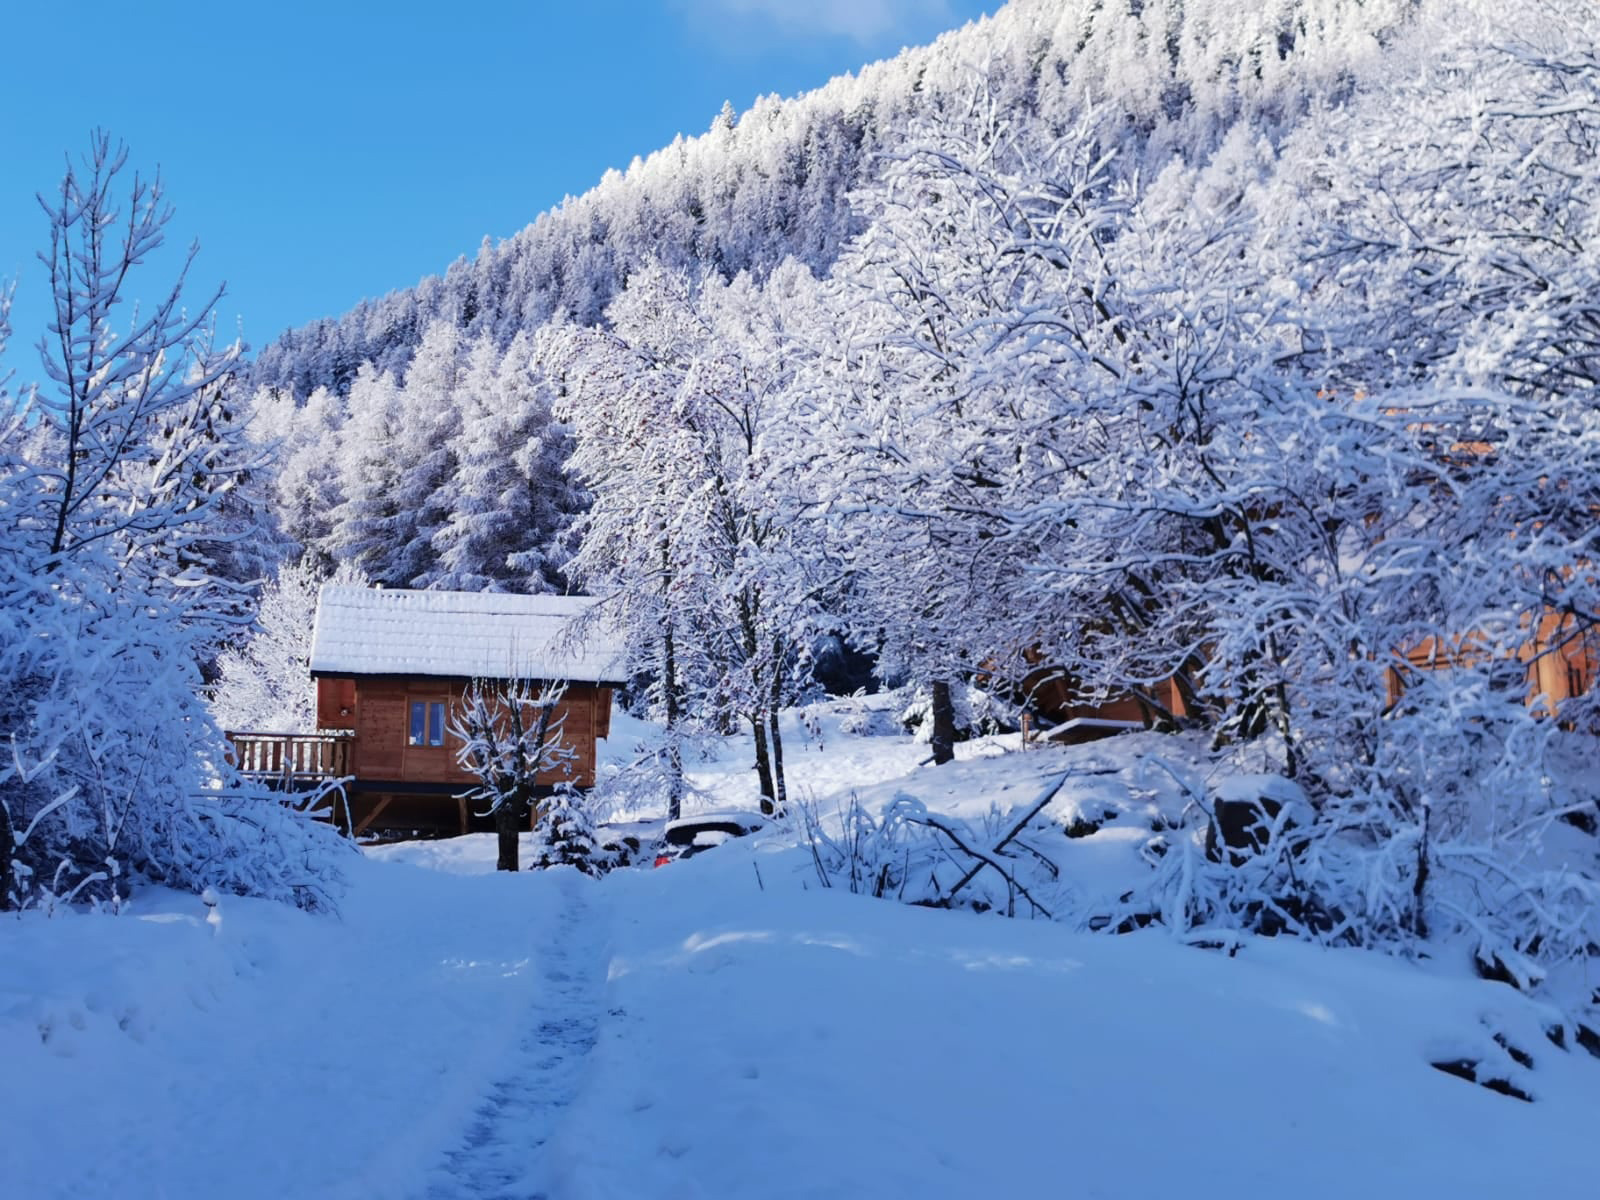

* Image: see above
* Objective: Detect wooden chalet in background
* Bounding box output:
[228,587,626,835]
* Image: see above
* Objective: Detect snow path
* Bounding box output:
[422,871,608,1200]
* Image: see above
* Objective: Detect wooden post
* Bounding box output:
[1021,712,1031,749]
[352,794,395,838]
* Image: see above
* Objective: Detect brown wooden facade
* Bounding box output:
[305,673,614,835]
[996,646,1193,743]
[1385,612,1599,718]
[1030,675,1191,735]
[1024,612,1597,742]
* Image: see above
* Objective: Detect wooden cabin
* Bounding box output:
[229,586,626,835]
[984,644,1194,744]
[1023,670,1192,742]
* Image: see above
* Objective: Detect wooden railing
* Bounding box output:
[225,731,354,789]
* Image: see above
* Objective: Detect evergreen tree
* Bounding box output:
[421,331,581,593]
[530,786,608,875]
[324,364,410,582]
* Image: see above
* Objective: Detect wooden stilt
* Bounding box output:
[352,793,395,837]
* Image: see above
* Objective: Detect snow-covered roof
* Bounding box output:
[309,586,627,684]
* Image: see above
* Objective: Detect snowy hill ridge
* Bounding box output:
[249,0,1418,402]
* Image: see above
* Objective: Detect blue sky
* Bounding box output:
[0,0,997,370]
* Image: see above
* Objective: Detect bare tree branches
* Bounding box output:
[450,678,573,872]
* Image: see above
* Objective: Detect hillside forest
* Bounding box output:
[1,0,1597,999]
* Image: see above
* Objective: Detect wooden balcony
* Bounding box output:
[225,731,354,790]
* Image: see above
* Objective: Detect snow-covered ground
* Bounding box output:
[6,706,1598,1198]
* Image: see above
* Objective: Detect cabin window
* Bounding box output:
[409,700,446,747]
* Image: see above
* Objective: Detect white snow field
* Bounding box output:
[6,709,1598,1199]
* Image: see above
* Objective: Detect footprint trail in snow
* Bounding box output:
[423,873,606,1200]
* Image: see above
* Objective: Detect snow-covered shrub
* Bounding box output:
[0,555,350,913]
[898,684,1016,745]
[530,786,614,876]
[170,785,349,913]
[832,693,900,738]
[1131,677,1600,986]
[797,791,925,900]
[797,785,1069,918]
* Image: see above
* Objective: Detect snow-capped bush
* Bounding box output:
[898,685,1017,745]
[1112,677,1600,987]
[530,786,614,876]
[0,137,348,914]
[797,781,1073,919]
[0,511,350,914]
[831,694,900,738]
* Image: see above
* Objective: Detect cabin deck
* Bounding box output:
[225,729,528,837]
[226,731,354,790]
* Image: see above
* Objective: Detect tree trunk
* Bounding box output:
[738,592,773,808]
[0,800,14,911]
[930,679,957,766]
[1412,802,1430,939]
[662,624,684,823]
[751,716,775,814]
[768,636,788,813]
[768,707,787,815]
[495,792,523,872]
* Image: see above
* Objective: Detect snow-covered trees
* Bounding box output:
[545,264,827,815]
[247,0,1416,410]
[1275,0,1600,741]
[1187,0,1600,967]
[169,0,1597,978]
[0,134,344,911]
[323,363,413,584]
[316,321,469,587]
[385,320,465,587]
[784,96,1132,757]
[421,331,581,593]
[260,318,580,593]
[211,558,368,733]
[765,3,1597,974]
[249,382,346,568]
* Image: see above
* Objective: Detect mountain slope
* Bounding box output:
[250,0,1420,401]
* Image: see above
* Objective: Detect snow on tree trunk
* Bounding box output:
[751,716,775,814]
